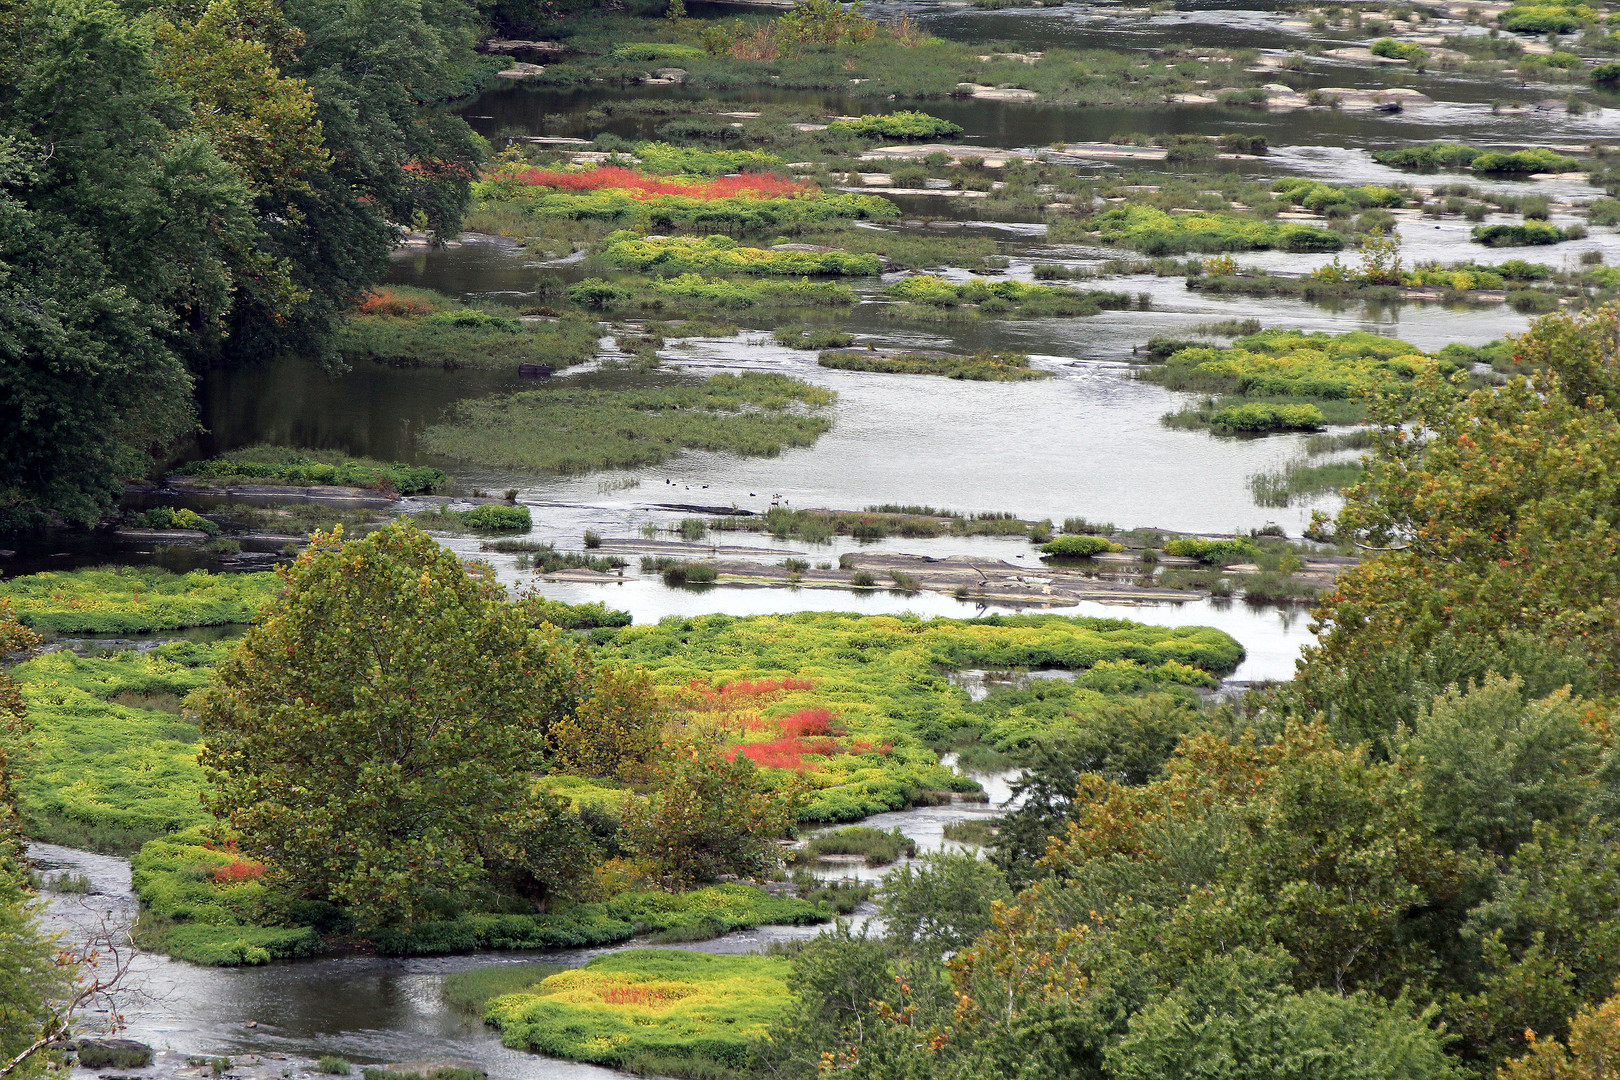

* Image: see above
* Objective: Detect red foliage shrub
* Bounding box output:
[357,289,431,317]
[777,707,841,737]
[211,859,265,885]
[513,165,807,200]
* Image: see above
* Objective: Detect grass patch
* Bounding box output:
[0,567,276,634]
[942,818,997,847]
[420,372,834,475]
[817,349,1048,380]
[483,950,791,1073]
[174,447,446,494]
[411,504,533,532]
[1092,204,1343,256]
[708,506,1036,544]
[885,274,1132,317]
[794,825,916,866]
[1040,535,1124,558]
[337,289,600,371]
[443,962,569,1014]
[1248,460,1365,507]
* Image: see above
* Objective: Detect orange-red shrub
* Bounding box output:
[211,859,265,885]
[357,289,431,317]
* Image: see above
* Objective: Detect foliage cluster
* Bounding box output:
[825,111,964,139]
[1149,330,1441,401]
[1039,536,1124,558]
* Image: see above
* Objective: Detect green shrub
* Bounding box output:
[1040,535,1124,558]
[1499,2,1594,32]
[1163,537,1264,564]
[1592,61,1620,86]
[825,111,964,138]
[569,278,633,308]
[630,141,784,177]
[1470,148,1580,174]
[1372,141,1482,169]
[1369,37,1429,62]
[412,504,532,532]
[129,506,221,536]
[1472,221,1571,247]
[1208,402,1326,433]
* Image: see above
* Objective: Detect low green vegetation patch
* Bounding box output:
[1249,459,1365,508]
[1473,221,1575,247]
[1040,535,1124,558]
[0,567,276,634]
[475,177,897,232]
[338,294,601,371]
[1163,537,1264,564]
[825,111,963,139]
[629,141,784,176]
[794,825,917,866]
[1369,37,1429,62]
[646,273,857,309]
[817,348,1049,380]
[1372,142,1581,174]
[599,232,881,276]
[410,503,533,533]
[709,505,1038,543]
[14,642,222,852]
[419,372,834,475]
[1498,2,1595,32]
[175,447,447,494]
[1207,401,1326,433]
[128,506,220,535]
[483,950,791,1072]
[1271,178,1405,212]
[886,274,1132,316]
[442,962,569,1014]
[1147,330,1441,401]
[1093,204,1344,256]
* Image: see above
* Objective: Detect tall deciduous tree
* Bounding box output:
[198,522,589,927]
[1303,303,1620,738]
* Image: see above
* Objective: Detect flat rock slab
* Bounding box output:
[495,62,547,78]
[595,538,811,558]
[1059,142,1169,161]
[956,84,1039,101]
